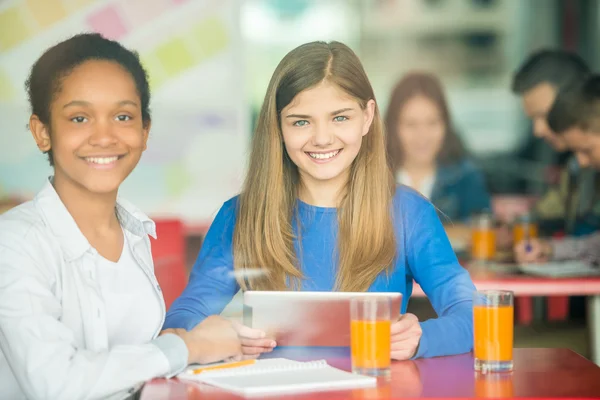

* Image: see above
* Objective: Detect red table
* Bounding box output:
[412,268,600,365]
[140,348,600,399]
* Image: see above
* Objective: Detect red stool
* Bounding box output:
[547,296,570,321]
[516,296,533,325]
[151,219,188,310]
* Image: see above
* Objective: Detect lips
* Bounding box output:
[84,156,120,165]
[306,149,341,160]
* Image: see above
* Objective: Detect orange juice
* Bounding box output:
[474,305,514,362]
[513,222,538,244]
[471,229,496,260]
[351,320,391,369]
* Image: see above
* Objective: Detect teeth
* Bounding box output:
[308,150,340,160]
[85,156,118,165]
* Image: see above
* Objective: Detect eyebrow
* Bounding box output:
[63,100,139,109]
[285,107,355,119]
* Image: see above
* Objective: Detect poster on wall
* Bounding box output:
[0,0,248,227]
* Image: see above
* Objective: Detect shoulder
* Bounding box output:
[436,159,485,190]
[221,196,239,213]
[204,196,240,237]
[392,185,448,248]
[393,185,435,223]
[0,200,46,246]
[217,196,239,222]
[443,159,482,178]
[457,159,485,179]
[0,202,58,279]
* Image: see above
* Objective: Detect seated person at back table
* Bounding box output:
[511,50,597,237]
[515,75,600,266]
[0,33,241,400]
[164,41,476,361]
[384,72,491,246]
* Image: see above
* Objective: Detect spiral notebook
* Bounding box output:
[178,358,376,397]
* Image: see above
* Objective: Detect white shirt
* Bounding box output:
[397,169,436,199]
[0,179,188,400]
[97,231,162,347]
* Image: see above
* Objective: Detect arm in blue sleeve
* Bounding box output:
[407,201,476,358]
[163,199,240,331]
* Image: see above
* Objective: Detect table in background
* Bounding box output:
[140,347,600,399]
[412,267,600,364]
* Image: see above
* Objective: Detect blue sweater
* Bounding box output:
[164,186,476,359]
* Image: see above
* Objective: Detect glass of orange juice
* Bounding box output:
[513,214,538,245]
[471,213,497,261]
[350,297,391,377]
[473,290,514,373]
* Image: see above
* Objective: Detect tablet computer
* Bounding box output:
[243,291,402,347]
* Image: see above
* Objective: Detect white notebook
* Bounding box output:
[178,358,376,397]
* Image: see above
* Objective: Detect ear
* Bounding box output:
[142,121,151,151]
[29,115,52,153]
[362,99,376,136]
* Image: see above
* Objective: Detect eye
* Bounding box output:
[333,116,348,122]
[71,116,87,123]
[115,115,132,122]
[293,120,309,127]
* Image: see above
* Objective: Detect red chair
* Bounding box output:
[151,219,188,310]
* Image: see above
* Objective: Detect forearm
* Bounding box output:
[1,327,186,400]
[164,270,238,331]
[414,302,473,358]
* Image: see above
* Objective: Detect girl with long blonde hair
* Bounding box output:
[165,41,475,360]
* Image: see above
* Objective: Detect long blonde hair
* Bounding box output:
[234,41,396,292]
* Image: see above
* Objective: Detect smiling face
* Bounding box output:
[280,81,375,192]
[30,60,149,196]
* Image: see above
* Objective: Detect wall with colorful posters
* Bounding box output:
[0,0,247,224]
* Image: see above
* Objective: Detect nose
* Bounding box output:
[311,123,334,147]
[576,152,590,168]
[88,120,118,147]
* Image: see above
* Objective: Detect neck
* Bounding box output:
[401,162,436,190]
[298,170,348,208]
[402,161,436,177]
[52,173,120,237]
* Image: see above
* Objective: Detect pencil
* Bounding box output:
[191,359,256,374]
